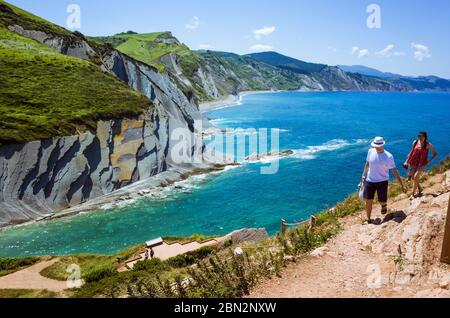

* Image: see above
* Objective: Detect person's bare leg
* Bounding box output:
[413,170,423,197]
[380,202,388,215]
[417,170,424,194]
[366,200,374,221]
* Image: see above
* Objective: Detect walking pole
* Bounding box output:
[441,195,450,264]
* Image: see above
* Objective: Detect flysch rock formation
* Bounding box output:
[0,25,213,227]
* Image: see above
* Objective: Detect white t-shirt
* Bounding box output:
[366,149,396,183]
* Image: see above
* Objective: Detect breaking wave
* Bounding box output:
[292,139,369,160]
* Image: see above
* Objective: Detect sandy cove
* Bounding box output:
[199,90,286,113]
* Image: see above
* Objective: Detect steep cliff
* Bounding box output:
[98,32,450,101]
[93,33,416,102]
[0,1,208,226]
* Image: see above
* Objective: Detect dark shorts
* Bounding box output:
[365,181,388,202]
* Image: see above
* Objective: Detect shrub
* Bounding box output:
[429,156,450,175]
[133,258,170,273]
[166,246,217,268]
[84,264,117,283]
[185,250,285,298]
[0,257,40,271]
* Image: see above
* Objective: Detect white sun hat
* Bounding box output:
[371,136,386,148]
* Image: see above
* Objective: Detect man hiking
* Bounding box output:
[361,137,407,224]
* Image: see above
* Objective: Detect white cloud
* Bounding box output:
[376,44,394,56]
[253,26,276,40]
[352,46,360,55]
[351,47,369,58]
[185,16,200,31]
[199,44,214,50]
[358,49,369,58]
[411,43,431,62]
[250,44,274,52]
[327,46,338,52]
[376,44,406,58]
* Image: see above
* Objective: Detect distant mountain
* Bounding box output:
[337,65,404,79]
[338,65,450,91]
[246,51,327,75]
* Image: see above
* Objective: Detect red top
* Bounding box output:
[408,141,429,167]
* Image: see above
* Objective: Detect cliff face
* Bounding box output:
[0,113,166,225]
[301,66,410,92]
[162,51,411,102]
[91,32,445,104]
[0,21,207,226]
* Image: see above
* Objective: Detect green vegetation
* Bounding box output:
[91,32,215,100]
[91,32,198,74]
[166,246,217,268]
[40,244,145,281]
[162,234,217,244]
[0,0,72,37]
[71,253,213,298]
[116,194,362,298]
[0,256,42,277]
[0,26,153,145]
[246,51,327,75]
[133,258,170,272]
[429,156,450,175]
[0,289,57,298]
[47,193,363,298]
[197,51,302,95]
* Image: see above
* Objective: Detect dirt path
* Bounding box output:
[122,239,221,271]
[251,174,450,298]
[251,216,397,298]
[0,259,67,292]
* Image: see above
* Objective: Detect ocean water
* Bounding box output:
[1,92,449,257]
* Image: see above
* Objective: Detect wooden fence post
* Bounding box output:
[309,215,317,231]
[281,219,287,237]
[441,195,450,264]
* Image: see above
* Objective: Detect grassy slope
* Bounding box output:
[246,51,327,75]
[0,26,153,145]
[91,32,200,74]
[198,51,302,93]
[0,256,42,277]
[0,289,57,298]
[39,234,215,282]
[0,0,71,37]
[91,33,230,101]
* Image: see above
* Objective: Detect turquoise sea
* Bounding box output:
[1,92,449,257]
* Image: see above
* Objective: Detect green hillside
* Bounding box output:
[0,26,153,145]
[197,51,302,94]
[91,32,201,74]
[246,51,327,74]
[0,0,72,37]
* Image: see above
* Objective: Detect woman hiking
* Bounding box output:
[404,132,438,199]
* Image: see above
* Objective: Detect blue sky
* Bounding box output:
[6,0,450,78]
